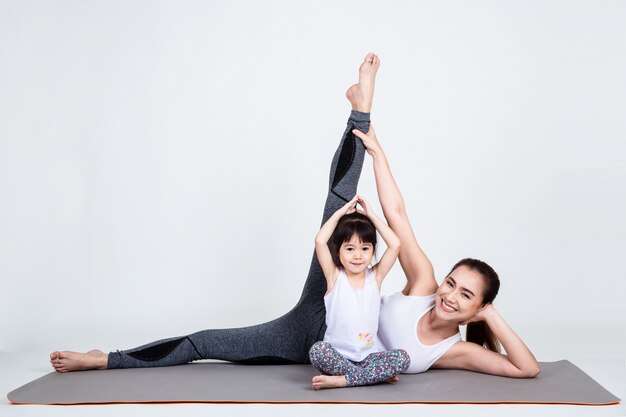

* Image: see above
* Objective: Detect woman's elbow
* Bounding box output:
[520,364,541,378]
[528,364,541,378]
[384,207,409,224]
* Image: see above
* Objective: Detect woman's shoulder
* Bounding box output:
[381,291,436,306]
[396,289,436,300]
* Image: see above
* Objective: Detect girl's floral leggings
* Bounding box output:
[309,341,410,387]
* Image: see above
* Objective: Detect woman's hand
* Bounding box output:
[352,125,381,156]
[461,303,495,325]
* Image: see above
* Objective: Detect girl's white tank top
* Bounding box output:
[323,267,381,362]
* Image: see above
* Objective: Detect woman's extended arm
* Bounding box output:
[434,305,540,378]
[352,126,437,296]
[355,196,400,287]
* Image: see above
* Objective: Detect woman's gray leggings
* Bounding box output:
[107,111,370,368]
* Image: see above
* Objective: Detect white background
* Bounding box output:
[1,1,625,416]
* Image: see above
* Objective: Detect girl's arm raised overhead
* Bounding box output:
[434,305,541,378]
[352,127,438,296]
[355,196,400,288]
[315,195,358,294]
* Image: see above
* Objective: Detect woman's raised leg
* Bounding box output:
[50,53,380,372]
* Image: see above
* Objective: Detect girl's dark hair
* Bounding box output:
[329,212,377,268]
[447,258,501,352]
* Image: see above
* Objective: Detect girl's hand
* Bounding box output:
[460,304,495,326]
[335,195,358,218]
[355,195,374,218]
[352,125,380,156]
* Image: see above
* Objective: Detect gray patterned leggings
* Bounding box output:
[107,111,371,369]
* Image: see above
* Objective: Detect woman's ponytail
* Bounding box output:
[466,321,501,353]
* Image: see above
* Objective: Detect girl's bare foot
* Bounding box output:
[385,375,400,384]
[312,375,348,390]
[346,52,380,113]
[50,349,108,372]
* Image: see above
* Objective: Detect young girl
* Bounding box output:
[309,194,409,390]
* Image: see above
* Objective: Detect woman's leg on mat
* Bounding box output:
[104,109,372,370]
[50,53,379,373]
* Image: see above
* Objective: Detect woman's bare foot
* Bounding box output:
[312,375,348,390]
[50,349,108,372]
[346,52,380,113]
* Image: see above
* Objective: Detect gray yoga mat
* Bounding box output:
[7,360,620,405]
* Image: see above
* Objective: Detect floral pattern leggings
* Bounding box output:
[309,341,410,387]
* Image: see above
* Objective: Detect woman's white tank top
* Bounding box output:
[378,292,461,373]
[323,267,381,362]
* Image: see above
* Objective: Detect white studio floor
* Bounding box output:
[1,339,624,417]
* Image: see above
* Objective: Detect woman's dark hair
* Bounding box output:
[447,258,501,352]
[329,212,377,268]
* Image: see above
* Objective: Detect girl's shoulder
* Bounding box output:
[324,267,344,298]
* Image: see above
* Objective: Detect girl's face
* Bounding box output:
[434,265,486,323]
[338,234,374,276]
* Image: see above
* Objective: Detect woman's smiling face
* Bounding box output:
[434,265,486,322]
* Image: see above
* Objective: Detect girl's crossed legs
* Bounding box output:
[309,341,410,389]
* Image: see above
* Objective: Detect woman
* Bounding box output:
[351,125,540,378]
[50,53,539,379]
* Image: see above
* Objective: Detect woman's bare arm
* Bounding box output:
[434,305,540,378]
[353,126,438,295]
